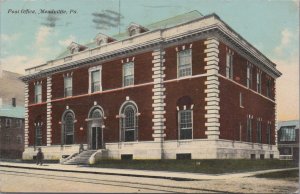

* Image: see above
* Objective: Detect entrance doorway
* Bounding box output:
[88,107,104,150]
[91,127,102,150]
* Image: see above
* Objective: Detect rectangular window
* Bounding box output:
[35,126,42,146]
[266,123,271,144]
[247,116,252,142]
[280,126,296,142]
[247,64,252,88]
[12,98,16,107]
[5,135,10,144]
[17,135,22,144]
[123,62,134,86]
[64,76,72,97]
[256,71,262,93]
[5,118,11,127]
[15,119,22,128]
[226,52,233,79]
[34,83,42,103]
[179,110,193,139]
[239,92,243,107]
[256,119,262,143]
[177,49,192,78]
[89,66,102,93]
[239,122,242,141]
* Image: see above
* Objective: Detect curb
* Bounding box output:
[0,164,197,181]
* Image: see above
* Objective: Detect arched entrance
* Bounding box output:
[87,106,104,150]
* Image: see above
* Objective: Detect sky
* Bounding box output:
[0,0,299,121]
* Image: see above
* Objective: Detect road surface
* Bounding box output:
[0,166,298,193]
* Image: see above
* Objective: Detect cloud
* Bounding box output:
[58,35,76,47]
[274,28,295,56]
[1,55,45,74]
[1,33,20,42]
[35,26,52,45]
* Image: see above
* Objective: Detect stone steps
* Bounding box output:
[62,150,97,165]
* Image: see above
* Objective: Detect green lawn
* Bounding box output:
[90,159,298,174]
[255,169,299,181]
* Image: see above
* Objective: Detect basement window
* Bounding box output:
[121,154,133,160]
[176,153,192,160]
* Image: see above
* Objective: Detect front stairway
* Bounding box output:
[62,150,97,165]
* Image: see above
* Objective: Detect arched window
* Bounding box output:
[91,108,102,119]
[63,111,75,145]
[120,102,138,142]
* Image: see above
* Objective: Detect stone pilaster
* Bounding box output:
[24,82,29,148]
[274,79,278,146]
[46,76,52,146]
[151,49,166,142]
[204,38,220,139]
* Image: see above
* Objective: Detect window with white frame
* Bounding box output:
[123,62,134,86]
[266,122,271,144]
[63,111,75,145]
[120,103,138,142]
[239,122,242,141]
[246,115,252,142]
[280,126,296,142]
[177,49,192,78]
[226,51,233,79]
[256,70,262,93]
[256,119,262,143]
[178,110,193,140]
[35,125,42,146]
[89,66,102,93]
[34,83,42,103]
[64,76,72,97]
[247,63,252,88]
[239,92,243,107]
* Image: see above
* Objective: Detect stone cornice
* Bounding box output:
[20,13,281,82]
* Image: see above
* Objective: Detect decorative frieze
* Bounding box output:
[204,37,220,140]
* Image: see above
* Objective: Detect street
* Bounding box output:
[0,166,298,193]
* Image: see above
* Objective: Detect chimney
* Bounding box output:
[12,98,16,107]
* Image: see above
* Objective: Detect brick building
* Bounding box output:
[0,70,25,159]
[21,11,281,160]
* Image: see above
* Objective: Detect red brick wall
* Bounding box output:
[164,77,207,140]
[50,85,153,145]
[219,77,276,144]
[218,42,275,100]
[28,104,47,146]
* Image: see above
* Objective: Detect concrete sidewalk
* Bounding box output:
[0,161,298,181]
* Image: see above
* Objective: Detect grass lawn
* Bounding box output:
[255,169,299,182]
[90,159,298,174]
